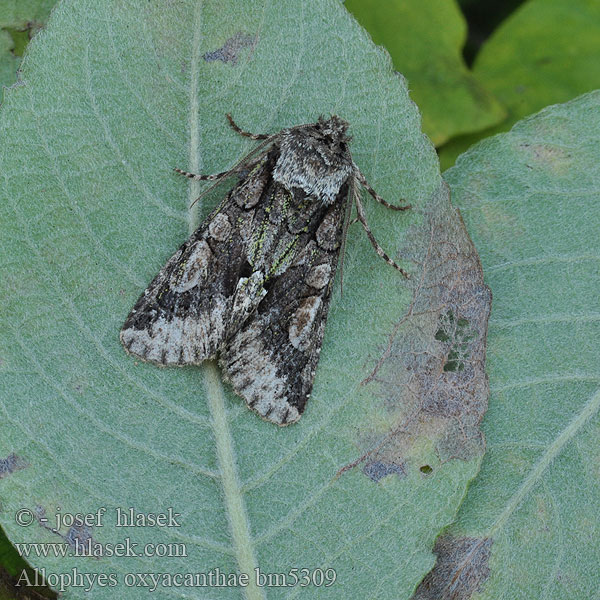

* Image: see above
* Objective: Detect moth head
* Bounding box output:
[315,115,351,153]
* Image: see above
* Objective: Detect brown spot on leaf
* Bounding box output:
[0,453,27,479]
[203,32,257,65]
[346,182,491,477]
[34,505,98,557]
[412,535,492,600]
[64,520,97,556]
[363,460,406,482]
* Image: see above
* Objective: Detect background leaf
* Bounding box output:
[0,28,19,90]
[0,0,489,598]
[345,0,506,146]
[432,91,600,599]
[439,0,600,169]
[0,0,56,91]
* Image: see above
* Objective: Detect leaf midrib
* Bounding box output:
[186,6,263,598]
[489,388,600,536]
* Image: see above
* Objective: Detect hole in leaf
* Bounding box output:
[435,310,477,372]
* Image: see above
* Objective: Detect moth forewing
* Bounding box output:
[120,115,410,425]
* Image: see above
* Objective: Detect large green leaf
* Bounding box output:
[345,0,506,146]
[0,1,490,598]
[426,91,600,598]
[439,0,600,170]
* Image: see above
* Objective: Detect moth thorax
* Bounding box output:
[274,135,352,204]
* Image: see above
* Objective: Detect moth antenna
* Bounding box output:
[354,185,410,279]
[173,168,230,181]
[226,113,270,140]
[354,165,411,211]
[180,134,277,209]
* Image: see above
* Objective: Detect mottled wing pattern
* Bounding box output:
[120,153,275,364]
[219,185,348,425]
[120,115,365,426]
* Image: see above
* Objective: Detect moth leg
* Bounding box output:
[173,167,229,181]
[355,168,411,211]
[338,186,355,295]
[226,113,270,140]
[353,184,410,279]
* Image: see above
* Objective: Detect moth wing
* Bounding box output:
[120,156,273,365]
[219,198,346,425]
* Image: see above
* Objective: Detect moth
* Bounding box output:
[120,114,410,425]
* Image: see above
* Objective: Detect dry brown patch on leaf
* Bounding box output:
[412,535,492,600]
[345,182,491,478]
[34,505,98,558]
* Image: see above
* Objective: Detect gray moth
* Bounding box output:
[120,115,410,425]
